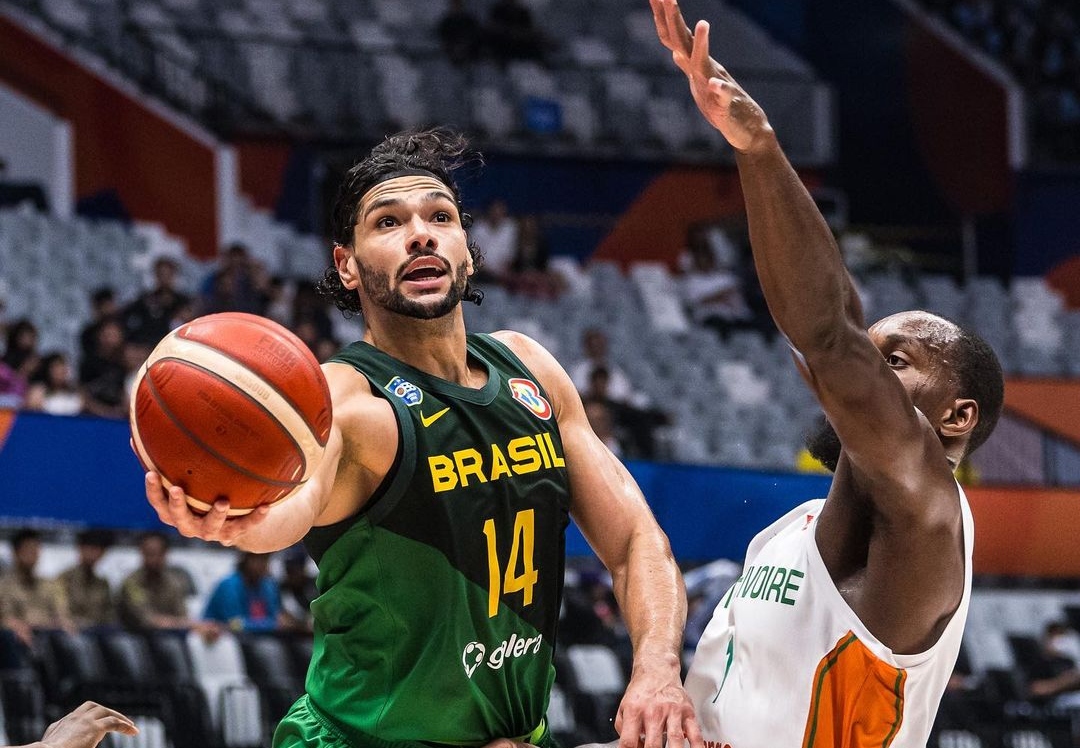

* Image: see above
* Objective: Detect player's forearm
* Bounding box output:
[613,530,686,678]
[734,134,865,351]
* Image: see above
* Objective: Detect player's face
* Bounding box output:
[868,311,961,419]
[344,176,473,320]
[804,311,961,472]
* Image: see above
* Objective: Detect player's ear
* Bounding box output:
[334,244,359,290]
[940,397,978,439]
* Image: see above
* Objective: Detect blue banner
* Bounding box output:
[0,411,832,562]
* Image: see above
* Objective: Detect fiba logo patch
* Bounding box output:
[508,378,552,420]
[462,642,486,678]
[385,376,423,407]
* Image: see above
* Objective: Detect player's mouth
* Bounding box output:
[400,258,450,288]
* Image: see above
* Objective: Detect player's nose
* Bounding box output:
[405,215,437,253]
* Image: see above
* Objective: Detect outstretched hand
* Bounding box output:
[649,0,773,153]
[144,471,269,547]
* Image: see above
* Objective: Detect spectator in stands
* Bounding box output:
[57,529,116,630]
[312,336,342,364]
[438,0,483,66]
[485,0,545,63]
[78,318,128,419]
[11,700,138,748]
[118,531,219,639]
[469,198,519,286]
[1026,621,1080,708]
[679,225,756,340]
[291,281,335,344]
[569,327,651,409]
[279,546,317,634]
[202,551,284,633]
[0,157,49,212]
[505,214,565,299]
[78,288,118,360]
[122,256,191,346]
[2,319,40,405]
[583,365,668,460]
[25,352,84,416]
[265,275,295,328]
[200,243,270,316]
[0,529,75,648]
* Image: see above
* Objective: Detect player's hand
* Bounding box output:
[144,471,270,547]
[38,701,139,748]
[615,660,703,748]
[649,0,773,153]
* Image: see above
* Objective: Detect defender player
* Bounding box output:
[650,0,1005,745]
[144,130,703,748]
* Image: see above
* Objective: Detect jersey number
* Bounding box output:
[482,509,538,618]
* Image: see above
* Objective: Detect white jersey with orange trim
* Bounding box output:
[684,488,973,748]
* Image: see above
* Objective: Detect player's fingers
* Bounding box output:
[102,715,140,735]
[662,0,692,54]
[684,713,706,748]
[649,0,669,45]
[690,20,711,78]
[168,484,202,537]
[145,473,176,525]
[641,709,664,748]
[615,709,643,748]
[664,712,686,748]
[708,77,736,107]
[201,499,233,541]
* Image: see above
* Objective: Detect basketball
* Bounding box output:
[129,312,333,516]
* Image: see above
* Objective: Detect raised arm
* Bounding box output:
[650,0,950,495]
[496,331,703,748]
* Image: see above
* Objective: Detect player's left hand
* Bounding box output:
[615,662,703,748]
[649,0,773,154]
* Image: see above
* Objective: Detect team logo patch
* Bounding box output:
[462,642,486,678]
[508,378,552,420]
[385,376,423,407]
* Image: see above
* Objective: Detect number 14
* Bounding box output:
[482,509,538,618]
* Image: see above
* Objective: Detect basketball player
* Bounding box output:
[650,0,1004,745]
[7,701,138,748]
[144,130,703,748]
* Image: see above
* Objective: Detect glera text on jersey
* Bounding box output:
[303,334,571,744]
[685,488,973,748]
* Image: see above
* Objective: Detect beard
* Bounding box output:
[804,413,842,473]
[358,256,468,320]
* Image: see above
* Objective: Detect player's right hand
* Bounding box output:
[144,471,270,546]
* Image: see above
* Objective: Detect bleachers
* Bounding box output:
[6,0,833,164]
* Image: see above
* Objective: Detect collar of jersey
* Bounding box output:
[357,340,501,405]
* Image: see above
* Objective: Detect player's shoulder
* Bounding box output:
[320,361,391,426]
[489,329,558,371]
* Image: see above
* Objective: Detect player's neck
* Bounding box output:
[364,311,477,386]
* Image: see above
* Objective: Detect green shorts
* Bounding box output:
[273,695,559,748]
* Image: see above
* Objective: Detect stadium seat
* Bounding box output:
[185,630,264,747]
[239,633,305,734]
[563,644,625,741]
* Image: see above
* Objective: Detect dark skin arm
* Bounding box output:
[652,0,974,654]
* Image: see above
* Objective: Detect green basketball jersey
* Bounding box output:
[301,333,571,745]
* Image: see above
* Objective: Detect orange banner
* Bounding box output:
[968,485,1080,577]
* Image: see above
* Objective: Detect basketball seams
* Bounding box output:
[184,314,331,444]
[145,336,324,476]
[143,363,304,490]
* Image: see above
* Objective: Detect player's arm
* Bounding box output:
[495,331,703,748]
[16,701,138,748]
[650,0,952,501]
[144,363,389,552]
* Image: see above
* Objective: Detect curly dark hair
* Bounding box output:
[317,128,485,315]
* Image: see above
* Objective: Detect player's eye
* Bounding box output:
[376,216,398,228]
[885,354,907,368]
[432,211,452,223]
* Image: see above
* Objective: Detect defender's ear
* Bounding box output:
[941,398,978,439]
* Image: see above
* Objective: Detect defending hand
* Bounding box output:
[38,701,138,748]
[649,0,773,153]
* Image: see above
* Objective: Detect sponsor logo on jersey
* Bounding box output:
[508,378,552,420]
[385,376,423,407]
[428,432,565,493]
[460,632,543,678]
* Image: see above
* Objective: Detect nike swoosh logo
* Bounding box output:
[420,407,450,428]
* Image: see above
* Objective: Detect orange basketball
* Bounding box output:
[129,312,333,516]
